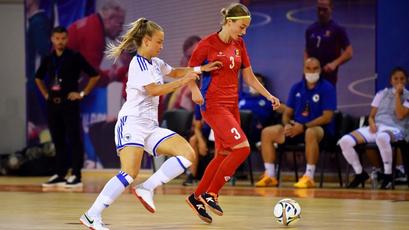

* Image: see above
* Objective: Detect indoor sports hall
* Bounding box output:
[0,0,408,229]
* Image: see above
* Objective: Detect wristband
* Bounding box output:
[80,91,85,98]
[193,66,202,74]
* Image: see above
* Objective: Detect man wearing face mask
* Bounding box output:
[255,58,336,188]
[305,0,353,86]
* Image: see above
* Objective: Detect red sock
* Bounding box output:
[207,146,250,194]
[194,154,226,197]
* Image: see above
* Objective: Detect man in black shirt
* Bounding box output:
[35,26,100,188]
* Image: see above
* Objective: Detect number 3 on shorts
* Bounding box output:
[231,127,241,140]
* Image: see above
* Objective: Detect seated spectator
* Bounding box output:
[338,67,409,189]
[183,105,212,186]
[239,73,282,147]
[255,58,336,188]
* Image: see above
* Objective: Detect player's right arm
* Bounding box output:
[144,72,199,96]
[187,41,209,105]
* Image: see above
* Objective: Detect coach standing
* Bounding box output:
[305,0,353,86]
[35,26,100,188]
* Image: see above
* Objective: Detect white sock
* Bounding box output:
[264,163,275,177]
[87,171,133,218]
[376,132,392,174]
[339,135,362,174]
[142,156,192,191]
[305,164,316,178]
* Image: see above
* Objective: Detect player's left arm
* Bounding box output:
[242,67,280,110]
[167,62,222,78]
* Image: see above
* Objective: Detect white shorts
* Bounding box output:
[114,116,176,157]
[352,124,405,143]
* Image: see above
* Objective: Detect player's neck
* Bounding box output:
[218,30,232,44]
[137,49,152,61]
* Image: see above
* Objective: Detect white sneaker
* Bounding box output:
[132,185,156,213]
[80,213,109,230]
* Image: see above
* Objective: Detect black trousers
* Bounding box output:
[47,99,84,179]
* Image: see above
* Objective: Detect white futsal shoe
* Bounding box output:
[133,184,156,213]
[80,213,109,230]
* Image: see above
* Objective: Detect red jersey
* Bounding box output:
[188,33,251,107]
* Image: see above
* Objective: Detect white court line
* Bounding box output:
[286,6,375,30]
[337,76,376,109]
[249,12,271,28]
[348,75,376,99]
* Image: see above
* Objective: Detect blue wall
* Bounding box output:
[376,0,409,91]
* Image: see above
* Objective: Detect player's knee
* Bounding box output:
[189,135,197,145]
[262,126,278,140]
[375,132,390,146]
[338,135,356,150]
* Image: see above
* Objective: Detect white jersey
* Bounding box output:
[118,54,172,122]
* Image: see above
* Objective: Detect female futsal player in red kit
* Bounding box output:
[186,3,281,223]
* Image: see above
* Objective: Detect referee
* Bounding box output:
[35,26,100,188]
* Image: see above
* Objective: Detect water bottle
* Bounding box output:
[370,168,378,189]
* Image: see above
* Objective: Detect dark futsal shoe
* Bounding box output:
[346,171,369,188]
[185,193,212,224]
[199,192,223,216]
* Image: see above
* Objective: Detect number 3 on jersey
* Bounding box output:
[231,127,241,140]
[229,56,235,69]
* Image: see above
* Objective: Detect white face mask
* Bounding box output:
[305,73,320,83]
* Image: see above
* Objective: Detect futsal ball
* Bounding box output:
[273,198,301,226]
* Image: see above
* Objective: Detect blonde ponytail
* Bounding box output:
[106,18,163,60]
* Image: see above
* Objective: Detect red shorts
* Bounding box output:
[201,105,247,153]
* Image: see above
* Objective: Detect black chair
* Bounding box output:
[151,109,193,172]
[276,111,345,188]
[161,109,193,139]
[89,120,120,168]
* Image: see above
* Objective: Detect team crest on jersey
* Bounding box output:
[325,30,331,37]
[235,49,240,56]
[124,133,132,141]
[296,92,301,97]
[312,94,320,102]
